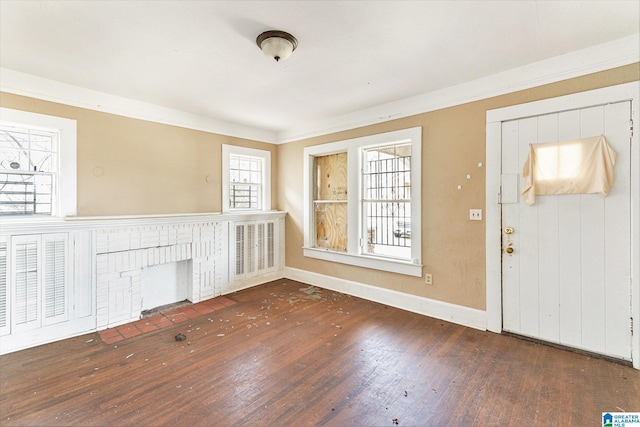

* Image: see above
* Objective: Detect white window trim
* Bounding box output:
[222,145,271,212]
[0,108,77,218]
[303,127,422,277]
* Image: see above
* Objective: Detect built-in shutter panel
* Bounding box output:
[267,222,275,270]
[42,234,67,325]
[0,239,9,335]
[257,223,265,271]
[13,238,39,329]
[246,223,256,275]
[235,224,245,276]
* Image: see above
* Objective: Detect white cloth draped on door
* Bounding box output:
[521,135,617,206]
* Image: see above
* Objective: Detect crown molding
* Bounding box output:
[276,34,640,144]
[0,68,278,144]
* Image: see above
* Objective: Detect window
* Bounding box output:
[0,108,76,218]
[0,126,56,215]
[222,145,270,212]
[363,143,412,259]
[303,127,422,277]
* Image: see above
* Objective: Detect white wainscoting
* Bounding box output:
[0,211,285,355]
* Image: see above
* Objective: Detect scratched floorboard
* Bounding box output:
[1,279,638,426]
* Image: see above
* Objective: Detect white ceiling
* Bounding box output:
[1,1,639,143]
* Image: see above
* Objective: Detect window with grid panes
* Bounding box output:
[229,154,263,209]
[0,125,57,216]
[222,145,271,212]
[303,127,422,277]
[0,108,76,218]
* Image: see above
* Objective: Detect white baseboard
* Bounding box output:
[284,267,487,330]
[0,316,96,356]
[223,271,285,296]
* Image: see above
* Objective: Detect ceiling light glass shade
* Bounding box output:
[256,31,298,62]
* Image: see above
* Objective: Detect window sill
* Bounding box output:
[303,246,423,277]
[0,215,63,223]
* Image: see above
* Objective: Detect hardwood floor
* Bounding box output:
[1,279,638,426]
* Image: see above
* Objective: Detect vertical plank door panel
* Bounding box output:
[603,101,632,358]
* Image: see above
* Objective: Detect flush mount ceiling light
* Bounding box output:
[256,30,298,62]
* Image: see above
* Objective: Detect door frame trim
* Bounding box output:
[485,81,640,369]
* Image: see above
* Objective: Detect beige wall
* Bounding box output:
[278,63,640,311]
[1,64,638,310]
[0,93,277,216]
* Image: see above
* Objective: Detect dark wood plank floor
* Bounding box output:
[1,279,638,426]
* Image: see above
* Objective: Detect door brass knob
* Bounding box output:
[506,247,514,254]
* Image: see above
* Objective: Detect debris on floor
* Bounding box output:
[175,333,187,341]
[299,285,323,300]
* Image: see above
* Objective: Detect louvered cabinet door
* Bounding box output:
[230,218,280,283]
[234,222,246,279]
[256,220,277,275]
[265,221,276,271]
[41,233,69,326]
[233,221,256,280]
[0,237,9,336]
[11,235,41,332]
[10,233,69,332]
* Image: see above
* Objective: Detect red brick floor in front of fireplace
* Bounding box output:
[98,296,237,345]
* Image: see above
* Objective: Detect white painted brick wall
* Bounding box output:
[96,220,235,327]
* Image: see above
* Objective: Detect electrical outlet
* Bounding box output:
[470,209,482,221]
[425,273,433,285]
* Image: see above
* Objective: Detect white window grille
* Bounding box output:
[362,143,412,259]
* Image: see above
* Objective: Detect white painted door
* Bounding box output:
[501,101,632,360]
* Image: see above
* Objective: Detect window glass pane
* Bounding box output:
[30,151,54,172]
[30,133,54,152]
[0,148,28,171]
[0,129,29,149]
[0,173,29,214]
[362,143,411,259]
[238,170,251,183]
[230,183,260,209]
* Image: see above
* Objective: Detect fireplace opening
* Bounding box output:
[140,260,191,312]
